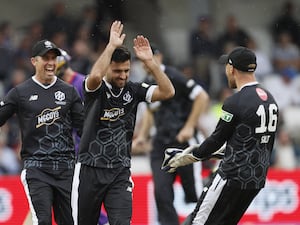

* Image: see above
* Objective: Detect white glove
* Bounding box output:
[161,145,200,173]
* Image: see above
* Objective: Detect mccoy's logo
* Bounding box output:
[101,108,125,121]
[36,106,61,128]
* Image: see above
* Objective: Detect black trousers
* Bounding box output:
[21,167,74,225]
[72,163,132,225]
[183,172,260,225]
[151,141,199,225]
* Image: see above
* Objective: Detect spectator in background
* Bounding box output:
[273,128,298,170]
[42,1,73,43]
[0,21,14,49]
[271,0,300,48]
[70,38,93,75]
[0,125,21,175]
[27,20,44,43]
[50,31,70,51]
[272,31,300,73]
[13,21,44,75]
[263,67,300,110]
[72,4,105,51]
[0,24,14,84]
[246,37,273,81]
[189,15,216,91]
[4,68,28,151]
[216,14,250,55]
[13,35,35,75]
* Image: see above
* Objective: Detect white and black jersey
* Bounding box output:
[77,79,152,168]
[194,82,279,189]
[0,76,84,170]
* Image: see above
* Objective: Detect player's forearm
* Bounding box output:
[147,62,174,101]
[87,44,115,90]
[185,90,209,129]
[193,135,224,159]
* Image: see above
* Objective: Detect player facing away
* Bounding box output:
[0,40,84,225]
[162,46,279,225]
[71,21,175,225]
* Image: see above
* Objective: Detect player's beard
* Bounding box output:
[112,77,126,89]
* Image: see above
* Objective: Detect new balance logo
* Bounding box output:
[29,95,38,101]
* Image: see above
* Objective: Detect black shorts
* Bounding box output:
[188,172,260,225]
[21,167,74,225]
[72,163,133,225]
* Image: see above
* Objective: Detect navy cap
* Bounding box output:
[219,46,257,72]
[32,40,61,57]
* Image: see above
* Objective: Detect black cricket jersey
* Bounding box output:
[77,78,152,168]
[150,65,203,150]
[194,82,279,189]
[0,76,84,170]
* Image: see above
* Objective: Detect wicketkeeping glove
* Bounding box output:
[161,145,201,173]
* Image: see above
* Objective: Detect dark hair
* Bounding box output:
[111,46,131,63]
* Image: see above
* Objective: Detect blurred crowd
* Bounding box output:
[1,0,300,176]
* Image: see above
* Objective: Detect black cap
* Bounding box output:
[32,40,61,57]
[219,47,257,72]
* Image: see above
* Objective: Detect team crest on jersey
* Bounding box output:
[221,110,233,122]
[36,106,61,128]
[54,91,66,105]
[256,88,268,101]
[0,101,4,106]
[123,91,133,105]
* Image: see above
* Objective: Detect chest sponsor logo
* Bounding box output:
[36,106,61,128]
[101,108,125,121]
[221,110,233,122]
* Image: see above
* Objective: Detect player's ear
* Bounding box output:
[31,57,37,66]
[228,64,234,75]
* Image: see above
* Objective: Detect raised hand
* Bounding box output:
[133,35,153,62]
[109,20,126,48]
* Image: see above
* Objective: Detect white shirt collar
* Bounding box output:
[239,81,259,91]
[32,75,57,89]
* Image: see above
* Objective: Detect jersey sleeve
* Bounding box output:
[0,88,18,126]
[168,67,203,101]
[193,97,237,159]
